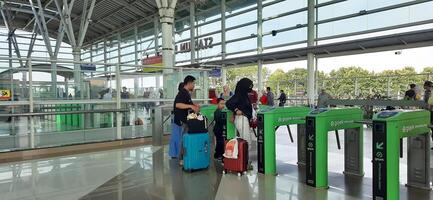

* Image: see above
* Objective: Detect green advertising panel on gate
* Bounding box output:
[372,110,431,200]
[305,107,364,189]
[221,105,270,140]
[199,104,217,123]
[257,106,311,175]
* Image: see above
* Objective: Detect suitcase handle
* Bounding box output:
[204,141,208,153]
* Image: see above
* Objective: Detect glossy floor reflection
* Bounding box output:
[0,126,432,200]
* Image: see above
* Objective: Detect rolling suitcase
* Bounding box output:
[183,132,211,171]
[223,138,249,176]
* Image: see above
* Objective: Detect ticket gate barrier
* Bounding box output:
[372,110,431,200]
[306,108,364,189]
[256,106,311,175]
[221,105,270,140]
[221,108,236,140]
[199,104,217,124]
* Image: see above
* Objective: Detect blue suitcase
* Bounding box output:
[183,133,210,171]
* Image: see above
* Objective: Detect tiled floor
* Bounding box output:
[0,126,432,200]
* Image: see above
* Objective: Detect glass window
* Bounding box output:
[197,20,221,36]
[197,45,222,60]
[263,28,307,48]
[318,0,367,21]
[226,24,256,41]
[226,10,257,28]
[226,38,257,54]
[263,12,307,32]
[263,0,306,18]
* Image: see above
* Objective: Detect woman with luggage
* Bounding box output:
[225,78,255,170]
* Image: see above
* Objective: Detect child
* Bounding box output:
[213,98,225,160]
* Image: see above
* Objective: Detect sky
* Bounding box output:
[2,0,433,88]
[266,45,433,74]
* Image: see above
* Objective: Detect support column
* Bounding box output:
[72,48,81,99]
[156,0,178,99]
[257,0,263,91]
[307,0,316,107]
[51,57,57,98]
[190,1,195,64]
[134,26,139,120]
[221,0,227,86]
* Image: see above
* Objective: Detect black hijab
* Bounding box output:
[226,78,254,119]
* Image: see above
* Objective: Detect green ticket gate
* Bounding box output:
[256,106,311,175]
[221,108,238,140]
[306,108,364,189]
[200,104,217,123]
[221,105,270,140]
[372,110,431,200]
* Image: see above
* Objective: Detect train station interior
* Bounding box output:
[0,0,433,199]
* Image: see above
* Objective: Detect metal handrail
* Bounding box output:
[327,99,428,107]
[0,108,129,117]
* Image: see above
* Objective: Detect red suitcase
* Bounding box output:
[223,138,249,176]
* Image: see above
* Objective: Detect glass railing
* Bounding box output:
[0,57,211,152]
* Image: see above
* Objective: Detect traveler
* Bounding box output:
[266,87,275,106]
[220,85,233,100]
[169,83,185,159]
[404,84,416,100]
[121,87,130,99]
[213,98,225,160]
[278,90,287,107]
[317,89,332,108]
[225,78,255,170]
[169,77,200,166]
[260,90,268,105]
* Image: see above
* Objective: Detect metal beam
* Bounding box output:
[25,28,37,67]
[29,0,54,57]
[78,0,96,46]
[23,0,54,30]
[54,0,76,47]
[0,8,10,31]
[112,0,149,16]
[54,23,65,56]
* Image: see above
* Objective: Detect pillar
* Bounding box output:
[190,1,196,64]
[221,0,227,86]
[257,0,263,91]
[157,0,178,98]
[72,47,81,98]
[307,0,316,107]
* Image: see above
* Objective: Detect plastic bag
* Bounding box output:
[223,138,239,159]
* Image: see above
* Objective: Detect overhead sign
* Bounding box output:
[141,55,163,73]
[175,37,214,53]
[80,64,96,71]
[209,68,221,77]
[0,89,11,100]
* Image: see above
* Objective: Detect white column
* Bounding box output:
[134,25,139,120]
[72,47,81,99]
[221,0,227,86]
[116,34,122,139]
[29,59,35,148]
[190,1,196,64]
[156,0,178,99]
[257,0,263,91]
[307,0,316,107]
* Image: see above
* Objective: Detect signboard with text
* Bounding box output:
[141,55,163,73]
[0,89,11,100]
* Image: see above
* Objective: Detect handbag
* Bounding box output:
[186,111,208,133]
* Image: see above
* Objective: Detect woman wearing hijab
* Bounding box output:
[225,78,255,169]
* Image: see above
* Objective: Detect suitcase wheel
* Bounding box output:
[223,170,227,175]
[243,171,247,175]
[237,172,241,177]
